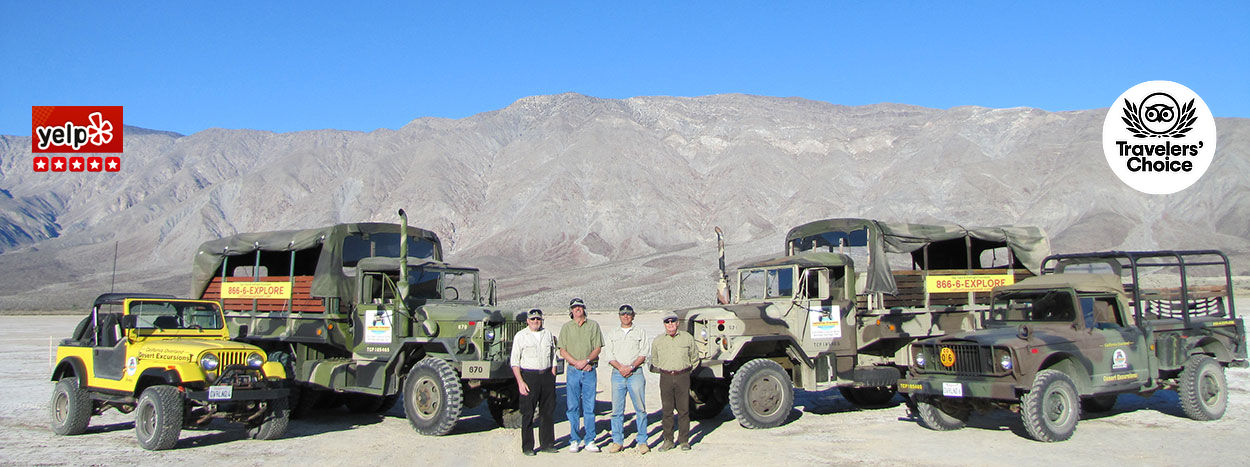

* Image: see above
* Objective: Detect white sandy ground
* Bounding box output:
[3,307,1250,466]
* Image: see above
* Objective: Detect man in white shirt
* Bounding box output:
[511,309,558,456]
[602,304,650,454]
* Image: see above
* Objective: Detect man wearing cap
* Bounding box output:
[559,297,604,452]
[602,304,650,454]
[650,311,698,451]
[511,309,558,456]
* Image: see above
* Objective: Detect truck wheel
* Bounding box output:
[1179,355,1227,421]
[914,395,969,431]
[134,385,184,450]
[246,397,289,440]
[728,359,793,429]
[1020,369,1079,442]
[50,377,92,435]
[839,386,898,408]
[487,385,521,428]
[1080,394,1117,413]
[403,357,463,435]
[689,379,728,420]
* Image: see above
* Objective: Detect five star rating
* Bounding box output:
[33,156,121,172]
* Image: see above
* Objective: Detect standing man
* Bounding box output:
[650,311,698,451]
[559,297,603,452]
[511,309,558,456]
[602,304,650,454]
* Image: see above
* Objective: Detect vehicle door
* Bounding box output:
[1079,295,1148,390]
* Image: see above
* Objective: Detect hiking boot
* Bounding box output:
[657,441,675,452]
[638,444,651,454]
[606,443,623,453]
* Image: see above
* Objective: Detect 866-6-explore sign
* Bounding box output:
[925,274,1015,293]
[221,282,292,300]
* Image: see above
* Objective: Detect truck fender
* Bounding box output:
[1187,337,1231,362]
[51,357,88,386]
[1038,354,1092,395]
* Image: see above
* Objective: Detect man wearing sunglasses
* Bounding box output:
[603,304,650,454]
[558,297,604,452]
[511,309,558,456]
[650,311,698,451]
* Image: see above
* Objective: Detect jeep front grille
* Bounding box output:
[916,343,1002,375]
[216,350,250,368]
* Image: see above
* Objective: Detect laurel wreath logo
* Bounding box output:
[1121,97,1196,138]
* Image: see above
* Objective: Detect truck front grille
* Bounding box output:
[916,343,1001,375]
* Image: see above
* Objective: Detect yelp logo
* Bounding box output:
[31,106,124,153]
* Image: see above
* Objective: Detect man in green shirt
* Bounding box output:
[559,297,603,452]
[650,311,698,451]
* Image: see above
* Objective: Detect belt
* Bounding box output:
[520,367,552,373]
[657,367,690,376]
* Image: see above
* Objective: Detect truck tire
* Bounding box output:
[487,385,521,428]
[689,379,728,420]
[50,377,92,435]
[839,386,898,408]
[1020,369,1079,442]
[1080,394,1117,413]
[914,395,970,431]
[1179,355,1227,421]
[403,357,463,435]
[728,359,793,429]
[246,397,289,440]
[134,385,184,450]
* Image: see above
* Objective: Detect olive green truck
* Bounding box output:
[679,218,1050,428]
[190,210,523,435]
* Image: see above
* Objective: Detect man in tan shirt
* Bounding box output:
[511,309,558,456]
[603,304,650,454]
[650,311,698,451]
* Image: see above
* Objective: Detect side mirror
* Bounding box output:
[487,279,497,307]
[120,314,138,329]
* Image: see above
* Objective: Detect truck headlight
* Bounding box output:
[247,352,264,368]
[484,329,496,342]
[1000,354,1013,371]
[914,350,926,367]
[200,353,219,371]
[700,328,708,340]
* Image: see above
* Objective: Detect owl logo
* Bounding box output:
[1122,92,1197,138]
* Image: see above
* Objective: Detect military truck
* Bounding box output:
[50,293,289,450]
[900,250,1245,442]
[680,218,1050,428]
[190,210,523,435]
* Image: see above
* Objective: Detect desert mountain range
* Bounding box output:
[1,93,1247,311]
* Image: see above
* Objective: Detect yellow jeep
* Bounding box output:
[49,293,289,450]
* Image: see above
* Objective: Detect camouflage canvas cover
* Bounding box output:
[784,218,1049,296]
[190,223,442,300]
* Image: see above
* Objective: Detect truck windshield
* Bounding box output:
[343,233,437,266]
[739,267,795,301]
[989,290,1077,322]
[130,301,224,330]
[406,267,478,301]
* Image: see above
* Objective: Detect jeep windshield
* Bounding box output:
[407,267,478,302]
[131,300,224,330]
[988,290,1077,322]
[738,266,795,301]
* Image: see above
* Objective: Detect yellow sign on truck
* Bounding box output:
[221,282,292,300]
[925,274,1015,293]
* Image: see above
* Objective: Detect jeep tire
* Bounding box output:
[839,386,898,409]
[914,395,970,431]
[50,377,92,435]
[1179,355,1227,421]
[728,359,793,429]
[1020,369,1080,442]
[135,385,184,450]
[403,357,463,435]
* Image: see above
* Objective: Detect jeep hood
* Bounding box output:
[137,339,262,362]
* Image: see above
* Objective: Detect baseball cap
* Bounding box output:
[527,309,544,319]
[662,311,679,321]
[618,304,635,315]
[569,297,586,309]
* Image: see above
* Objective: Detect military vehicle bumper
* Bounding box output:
[898,375,1020,401]
[461,359,514,380]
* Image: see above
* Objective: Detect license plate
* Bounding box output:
[208,385,233,400]
[461,361,490,379]
[942,382,963,397]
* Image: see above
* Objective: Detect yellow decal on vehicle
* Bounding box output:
[1210,320,1235,327]
[221,282,292,300]
[926,274,1015,293]
[1103,341,1131,348]
[899,382,923,391]
[1102,373,1138,382]
[939,347,956,367]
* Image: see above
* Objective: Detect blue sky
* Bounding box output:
[2,2,1247,136]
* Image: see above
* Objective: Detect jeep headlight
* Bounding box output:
[1000,354,1013,371]
[914,350,927,367]
[247,352,264,368]
[200,353,219,371]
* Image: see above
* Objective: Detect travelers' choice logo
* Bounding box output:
[31,106,124,153]
[1102,81,1216,194]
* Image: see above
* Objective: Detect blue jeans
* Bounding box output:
[610,370,648,446]
[565,366,597,445]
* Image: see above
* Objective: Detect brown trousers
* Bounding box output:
[658,371,691,444]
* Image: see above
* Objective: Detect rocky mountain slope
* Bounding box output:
[1,93,1246,311]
